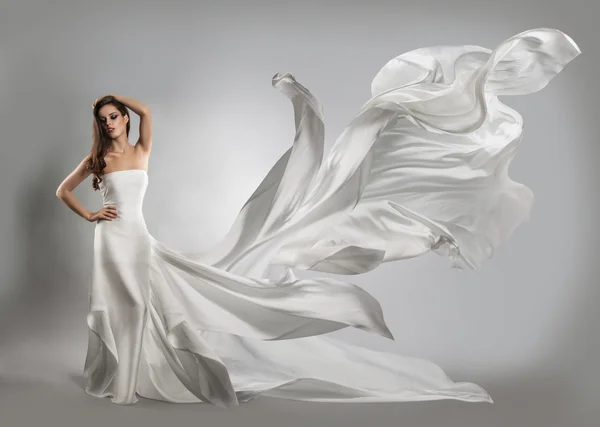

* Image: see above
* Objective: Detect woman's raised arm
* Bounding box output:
[103,93,152,153]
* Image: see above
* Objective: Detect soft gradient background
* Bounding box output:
[0,0,596,426]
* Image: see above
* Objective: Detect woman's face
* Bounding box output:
[98,104,128,139]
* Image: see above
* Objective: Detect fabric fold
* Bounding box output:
[84,310,120,400]
[150,235,394,341]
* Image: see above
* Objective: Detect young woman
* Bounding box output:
[56,28,580,407]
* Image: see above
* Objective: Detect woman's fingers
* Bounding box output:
[102,206,118,220]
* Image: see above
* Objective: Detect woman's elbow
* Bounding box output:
[56,187,67,199]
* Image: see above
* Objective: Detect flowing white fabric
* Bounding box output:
[84,28,581,407]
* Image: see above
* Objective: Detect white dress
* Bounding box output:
[83,28,581,406]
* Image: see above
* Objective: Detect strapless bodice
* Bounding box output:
[99,169,148,208]
[98,169,148,221]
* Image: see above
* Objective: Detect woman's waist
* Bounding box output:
[102,201,144,211]
[95,215,149,233]
[99,204,146,221]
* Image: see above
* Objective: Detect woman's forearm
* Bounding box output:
[112,94,149,117]
[56,189,93,221]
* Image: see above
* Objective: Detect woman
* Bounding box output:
[56,28,580,407]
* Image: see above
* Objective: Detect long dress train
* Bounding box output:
[83,28,581,406]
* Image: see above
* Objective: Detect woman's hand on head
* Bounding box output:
[92,94,115,108]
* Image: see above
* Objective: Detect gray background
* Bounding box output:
[0,0,597,426]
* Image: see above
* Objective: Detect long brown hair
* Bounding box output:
[85,96,131,190]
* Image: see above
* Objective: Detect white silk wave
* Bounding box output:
[188,28,581,278]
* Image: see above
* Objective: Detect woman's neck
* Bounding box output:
[109,140,131,154]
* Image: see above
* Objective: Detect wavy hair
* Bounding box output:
[85,96,131,190]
